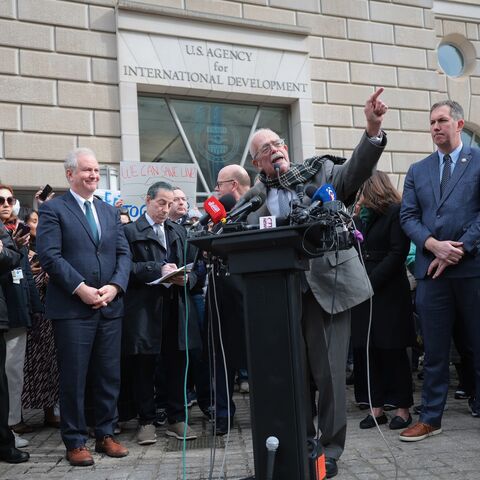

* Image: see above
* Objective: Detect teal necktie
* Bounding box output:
[84,200,100,244]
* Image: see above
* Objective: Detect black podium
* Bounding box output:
[190,225,321,480]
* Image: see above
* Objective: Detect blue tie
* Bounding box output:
[84,201,99,244]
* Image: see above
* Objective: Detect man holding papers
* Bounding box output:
[122,181,202,444]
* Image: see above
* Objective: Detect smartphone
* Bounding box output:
[38,184,53,201]
[15,223,31,237]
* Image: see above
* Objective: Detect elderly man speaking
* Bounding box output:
[244,89,388,479]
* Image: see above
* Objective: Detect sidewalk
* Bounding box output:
[1,380,479,479]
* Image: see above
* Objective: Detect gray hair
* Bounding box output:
[249,128,279,158]
[430,100,464,121]
[64,147,96,172]
[147,181,173,200]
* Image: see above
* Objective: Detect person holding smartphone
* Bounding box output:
[0,185,43,444]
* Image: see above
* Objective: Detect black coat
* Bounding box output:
[123,215,201,355]
[351,204,414,349]
[0,227,21,330]
[1,242,42,329]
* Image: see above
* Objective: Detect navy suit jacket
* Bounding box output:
[37,191,131,320]
[400,145,480,279]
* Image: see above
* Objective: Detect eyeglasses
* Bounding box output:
[215,179,235,188]
[0,196,15,206]
[253,138,285,159]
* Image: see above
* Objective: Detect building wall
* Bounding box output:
[0,0,479,192]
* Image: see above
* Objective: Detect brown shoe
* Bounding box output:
[10,422,34,434]
[66,446,94,466]
[95,436,129,458]
[399,422,442,442]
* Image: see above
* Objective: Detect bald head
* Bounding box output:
[215,164,251,201]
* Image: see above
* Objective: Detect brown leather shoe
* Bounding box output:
[10,422,34,434]
[399,422,442,442]
[95,436,128,458]
[66,446,94,466]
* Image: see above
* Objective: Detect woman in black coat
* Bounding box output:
[351,171,415,430]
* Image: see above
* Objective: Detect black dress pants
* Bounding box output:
[354,347,413,408]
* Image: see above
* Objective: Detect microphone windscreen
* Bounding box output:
[203,196,227,224]
[218,193,236,213]
[249,192,266,212]
[310,183,337,203]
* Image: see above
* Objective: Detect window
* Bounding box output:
[438,43,464,77]
[437,35,476,79]
[462,127,480,149]
[138,96,290,200]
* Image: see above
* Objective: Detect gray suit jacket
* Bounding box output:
[246,132,386,314]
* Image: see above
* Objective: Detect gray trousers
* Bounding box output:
[302,291,350,460]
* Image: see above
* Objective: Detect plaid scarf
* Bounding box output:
[258,155,346,189]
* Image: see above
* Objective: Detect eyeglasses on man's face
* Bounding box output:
[215,179,235,189]
[253,138,285,160]
[0,196,15,206]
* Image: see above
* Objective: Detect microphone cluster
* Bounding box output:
[188,192,266,237]
[188,183,358,253]
[289,184,357,252]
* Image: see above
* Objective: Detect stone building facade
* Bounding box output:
[0,0,479,206]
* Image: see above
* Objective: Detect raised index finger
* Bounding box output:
[369,87,385,103]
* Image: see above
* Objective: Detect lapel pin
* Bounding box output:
[461,158,467,163]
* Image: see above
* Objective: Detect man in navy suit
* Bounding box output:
[37,148,131,465]
[400,100,480,441]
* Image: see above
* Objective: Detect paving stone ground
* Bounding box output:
[1,373,479,479]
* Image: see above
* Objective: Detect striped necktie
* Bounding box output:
[155,224,166,249]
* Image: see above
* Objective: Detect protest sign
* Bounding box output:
[94,189,121,206]
[120,162,197,220]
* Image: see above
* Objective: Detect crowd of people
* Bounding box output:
[0,93,478,480]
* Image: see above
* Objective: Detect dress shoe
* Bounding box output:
[325,457,338,478]
[359,413,388,429]
[213,416,233,436]
[399,422,442,442]
[389,414,412,430]
[66,446,94,466]
[95,436,129,457]
[10,422,34,434]
[0,447,30,464]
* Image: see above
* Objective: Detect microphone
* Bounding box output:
[311,183,337,203]
[226,192,266,223]
[217,193,236,213]
[265,436,279,480]
[295,183,305,202]
[192,196,227,228]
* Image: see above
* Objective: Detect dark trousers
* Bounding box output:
[0,332,14,452]
[416,276,480,426]
[137,312,188,426]
[53,313,122,450]
[353,347,413,408]
[213,356,236,419]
